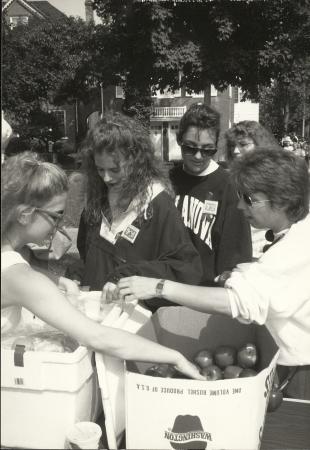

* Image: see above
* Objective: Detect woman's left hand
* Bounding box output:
[117,276,159,301]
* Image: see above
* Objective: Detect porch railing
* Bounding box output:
[151,106,187,118]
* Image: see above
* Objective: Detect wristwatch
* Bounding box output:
[155,279,165,297]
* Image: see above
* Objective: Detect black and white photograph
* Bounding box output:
[1,0,310,449]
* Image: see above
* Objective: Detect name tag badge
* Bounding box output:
[121,224,140,244]
[203,200,218,216]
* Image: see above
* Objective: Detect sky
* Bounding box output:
[45,0,100,22]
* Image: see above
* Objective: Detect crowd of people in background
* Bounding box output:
[281,131,310,166]
[1,104,310,400]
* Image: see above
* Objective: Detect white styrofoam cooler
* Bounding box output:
[1,344,101,449]
[1,297,152,450]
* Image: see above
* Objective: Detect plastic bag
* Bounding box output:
[1,326,78,353]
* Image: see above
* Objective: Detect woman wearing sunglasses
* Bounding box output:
[117,147,310,399]
[0,151,204,380]
[170,104,252,287]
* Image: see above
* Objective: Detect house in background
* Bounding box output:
[2,0,66,26]
[90,84,259,162]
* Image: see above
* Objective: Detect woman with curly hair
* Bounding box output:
[224,121,281,258]
[76,113,203,310]
[224,120,280,163]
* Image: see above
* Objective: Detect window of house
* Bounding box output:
[51,110,66,137]
[9,16,29,28]
[211,85,218,97]
[185,85,217,97]
[152,87,181,98]
[115,86,125,99]
[185,90,204,98]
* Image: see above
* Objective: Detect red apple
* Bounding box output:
[223,365,243,379]
[267,388,283,412]
[145,363,176,378]
[237,343,258,368]
[214,345,237,369]
[201,365,223,381]
[193,349,214,369]
[239,368,257,377]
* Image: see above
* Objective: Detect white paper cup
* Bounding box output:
[66,421,102,449]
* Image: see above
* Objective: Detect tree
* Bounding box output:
[92,0,310,129]
[2,17,97,137]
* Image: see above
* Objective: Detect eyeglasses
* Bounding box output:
[34,208,65,227]
[181,144,217,158]
[237,192,271,208]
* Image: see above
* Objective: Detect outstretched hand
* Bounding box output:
[117,276,159,301]
[175,356,206,381]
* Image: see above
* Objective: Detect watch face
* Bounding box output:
[156,280,165,297]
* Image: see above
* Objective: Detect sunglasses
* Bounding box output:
[181,144,217,158]
[34,207,65,227]
[237,192,271,207]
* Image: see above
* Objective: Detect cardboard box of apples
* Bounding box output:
[125,307,280,450]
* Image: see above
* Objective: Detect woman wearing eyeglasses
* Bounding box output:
[0,151,204,380]
[170,104,252,286]
[73,113,203,311]
[117,147,310,399]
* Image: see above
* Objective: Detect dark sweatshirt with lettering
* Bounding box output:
[170,164,252,285]
[77,190,203,296]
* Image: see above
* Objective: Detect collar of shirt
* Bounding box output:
[100,181,165,243]
[183,159,219,177]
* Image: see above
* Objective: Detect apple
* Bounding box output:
[193,349,214,369]
[223,365,243,379]
[145,363,176,378]
[214,345,237,369]
[201,365,223,381]
[267,388,283,412]
[239,368,257,377]
[237,343,258,368]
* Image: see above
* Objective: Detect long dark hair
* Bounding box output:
[82,113,173,225]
